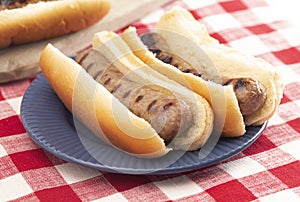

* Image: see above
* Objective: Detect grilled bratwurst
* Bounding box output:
[76,48,193,143]
[140,32,267,117]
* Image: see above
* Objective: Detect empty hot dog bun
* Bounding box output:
[0,0,111,49]
[121,7,284,137]
[40,34,214,158]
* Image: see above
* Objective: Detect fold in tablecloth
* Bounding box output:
[1,0,300,201]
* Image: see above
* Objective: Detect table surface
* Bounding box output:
[1,0,300,201]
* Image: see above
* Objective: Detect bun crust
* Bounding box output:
[0,0,111,48]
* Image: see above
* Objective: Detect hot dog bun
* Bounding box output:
[0,0,111,49]
[121,7,283,137]
[154,7,283,126]
[40,41,214,158]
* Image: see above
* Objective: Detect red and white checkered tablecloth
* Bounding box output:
[1,0,300,201]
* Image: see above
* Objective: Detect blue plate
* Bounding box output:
[21,74,267,175]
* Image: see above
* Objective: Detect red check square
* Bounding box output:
[35,185,81,202]
[206,180,256,201]
[10,149,53,172]
[273,47,300,65]
[104,173,151,192]
[287,118,300,134]
[269,161,300,188]
[0,115,26,137]
[243,135,277,155]
[220,0,248,13]
[247,24,274,35]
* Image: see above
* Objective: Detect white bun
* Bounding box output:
[0,0,111,48]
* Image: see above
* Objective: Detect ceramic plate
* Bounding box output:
[21,74,267,175]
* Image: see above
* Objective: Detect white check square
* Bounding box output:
[228,35,269,56]
[278,67,300,86]
[6,96,23,115]
[295,100,300,110]
[203,13,241,32]
[154,175,202,200]
[55,163,101,184]
[267,113,286,127]
[279,140,300,160]
[218,156,266,178]
[0,144,7,158]
[0,173,33,201]
[252,7,281,24]
[279,28,300,48]
[183,0,217,9]
[258,189,300,202]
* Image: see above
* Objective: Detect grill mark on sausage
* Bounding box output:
[147,100,157,111]
[93,70,104,80]
[234,79,247,90]
[135,95,143,103]
[77,51,90,65]
[152,49,162,56]
[86,63,95,72]
[163,103,173,111]
[112,83,121,93]
[104,77,111,85]
[123,90,131,98]
[161,56,172,64]
[182,69,191,73]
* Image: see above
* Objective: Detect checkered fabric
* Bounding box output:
[1,0,300,201]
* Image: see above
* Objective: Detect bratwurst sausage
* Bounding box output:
[225,78,267,116]
[140,33,267,116]
[76,48,193,143]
